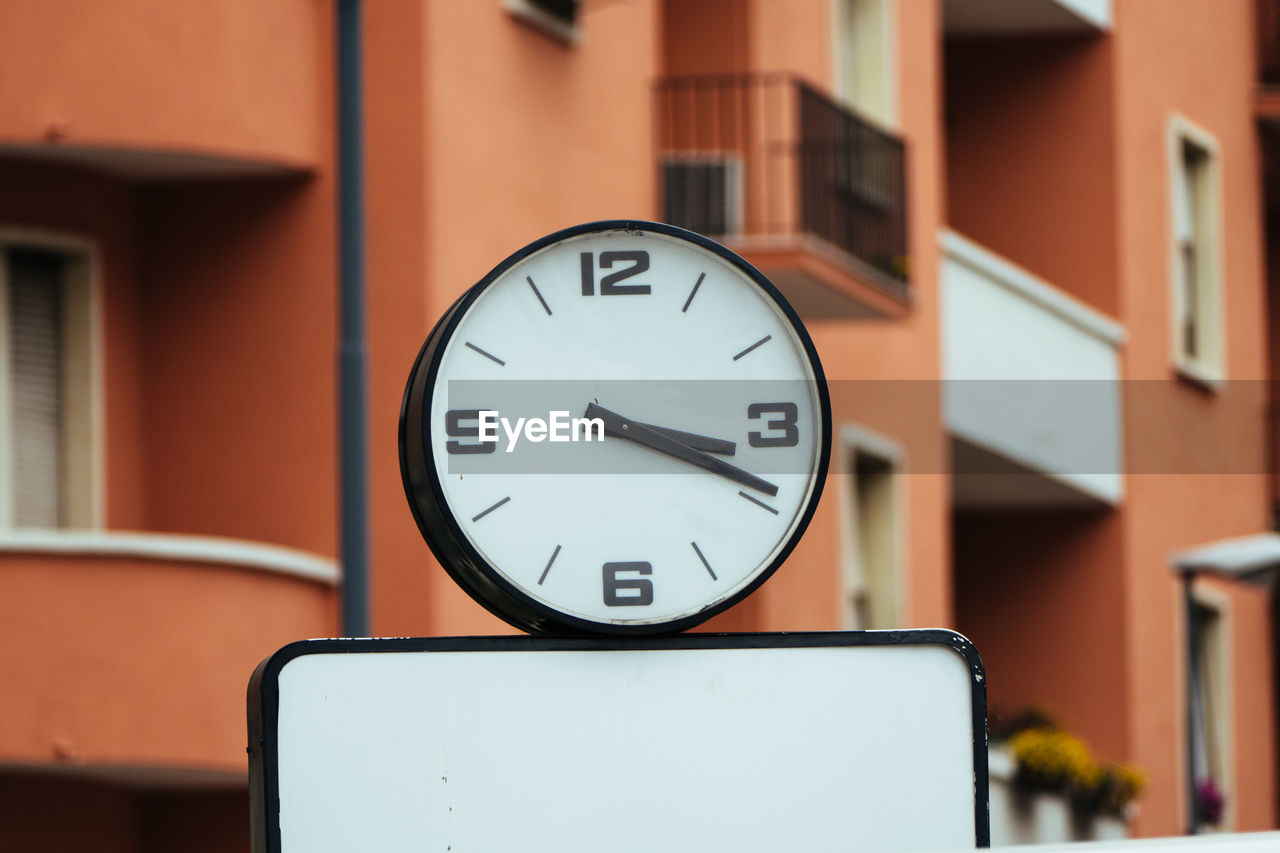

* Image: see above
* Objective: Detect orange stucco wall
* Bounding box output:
[0,776,141,853]
[946,34,1118,316]
[939,0,1277,834]
[0,160,150,530]
[748,0,833,84]
[363,0,441,637]
[138,178,338,557]
[362,0,951,639]
[0,170,339,560]
[1112,0,1273,835]
[0,0,327,167]
[0,554,333,770]
[0,778,249,853]
[658,0,951,632]
[3,0,1279,845]
[801,0,952,632]
[140,790,250,853]
[662,0,750,75]
[366,0,667,635]
[1270,220,1280,509]
[955,510,1128,759]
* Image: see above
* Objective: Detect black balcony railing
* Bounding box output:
[656,73,908,283]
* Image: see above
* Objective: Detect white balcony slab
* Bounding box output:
[0,528,339,584]
[941,230,1124,508]
[944,0,1111,36]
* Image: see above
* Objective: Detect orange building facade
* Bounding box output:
[1,0,1278,848]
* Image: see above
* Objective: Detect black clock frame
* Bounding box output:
[399,219,833,636]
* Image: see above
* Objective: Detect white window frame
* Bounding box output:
[504,0,581,45]
[837,424,905,630]
[0,228,103,530]
[1167,115,1225,388]
[830,0,898,128]
[1188,584,1235,831]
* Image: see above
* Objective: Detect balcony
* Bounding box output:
[0,531,336,777]
[656,73,909,319]
[942,231,1125,508]
[0,0,324,177]
[943,0,1111,36]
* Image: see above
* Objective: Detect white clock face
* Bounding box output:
[401,222,830,634]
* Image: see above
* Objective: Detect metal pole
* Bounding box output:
[1182,569,1199,835]
[337,0,369,637]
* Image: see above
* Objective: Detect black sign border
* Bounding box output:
[249,630,990,851]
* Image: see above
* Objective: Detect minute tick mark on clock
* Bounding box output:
[526,276,553,316]
[732,335,772,361]
[471,496,510,522]
[691,540,717,581]
[738,491,779,515]
[681,272,706,313]
[537,544,561,585]
[465,341,506,366]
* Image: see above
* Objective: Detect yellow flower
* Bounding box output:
[1011,728,1146,816]
[1101,763,1147,814]
[1010,728,1097,790]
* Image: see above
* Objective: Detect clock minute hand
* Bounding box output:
[584,403,778,497]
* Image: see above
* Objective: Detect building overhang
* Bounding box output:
[731,234,912,320]
[943,0,1111,37]
[0,143,307,182]
[1170,533,1280,585]
[941,229,1125,509]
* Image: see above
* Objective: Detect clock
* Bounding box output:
[399,220,831,635]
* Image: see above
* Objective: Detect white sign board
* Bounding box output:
[249,631,988,852]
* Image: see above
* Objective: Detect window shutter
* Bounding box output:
[845,463,869,628]
[661,157,741,237]
[8,250,64,528]
[1174,144,1196,244]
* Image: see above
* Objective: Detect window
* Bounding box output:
[1169,117,1223,384]
[840,428,901,629]
[832,0,896,127]
[506,0,579,44]
[0,237,98,530]
[1189,591,1232,829]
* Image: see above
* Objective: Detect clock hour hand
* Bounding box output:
[584,403,777,497]
[630,422,735,455]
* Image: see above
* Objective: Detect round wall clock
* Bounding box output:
[400,220,831,635]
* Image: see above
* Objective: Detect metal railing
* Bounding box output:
[655,73,908,283]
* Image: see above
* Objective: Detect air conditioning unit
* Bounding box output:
[661,154,743,238]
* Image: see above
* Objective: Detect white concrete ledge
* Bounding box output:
[0,529,339,586]
[988,745,1016,780]
[941,228,1124,507]
[941,229,1125,347]
[1056,0,1111,30]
